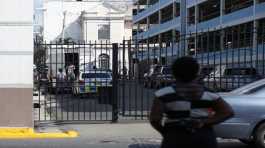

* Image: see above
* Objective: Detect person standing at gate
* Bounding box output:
[57,68,66,93]
[149,56,234,148]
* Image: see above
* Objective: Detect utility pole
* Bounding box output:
[62,11,67,43]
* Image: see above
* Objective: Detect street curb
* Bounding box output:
[0,128,78,139]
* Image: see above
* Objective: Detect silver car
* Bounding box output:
[215,78,265,148]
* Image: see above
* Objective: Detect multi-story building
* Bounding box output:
[132,0,265,61]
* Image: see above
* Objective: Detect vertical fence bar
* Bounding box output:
[99,40,103,120]
[94,40,97,121]
[134,39,139,119]
[140,41,144,119]
[106,40,109,120]
[122,40,126,116]
[55,42,58,121]
[213,30,216,91]
[260,23,265,77]
[112,43,119,122]
[146,39,150,117]
[206,29,210,89]
[237,26,241,89]
[89,41,92,120]
[128,39,132,116]
[83,42,86,120]
[71,42,74,120]
[255,23,259,85]
[219,29,223,92]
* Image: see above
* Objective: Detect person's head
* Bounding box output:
[58,68,63,73]
[171,56,200,83]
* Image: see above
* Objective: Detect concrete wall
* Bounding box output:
[0,0,33,127]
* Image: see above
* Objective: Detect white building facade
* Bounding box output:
[43,0,133,43]
[0,0,33,127]
[43,0,132,77]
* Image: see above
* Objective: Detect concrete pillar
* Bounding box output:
[147,0,150,7]
[137,1,140,13]
[220,0,225,51]
[80,11,85,42]
[253,0,258,51]
[159,7,162,59]
[0,0,33,127]
[195,5,199,54]
[172,1,177,45]
[147,17,150,29]
[173,1,177,18]
[180,0,187,55]
[220,0,225,24]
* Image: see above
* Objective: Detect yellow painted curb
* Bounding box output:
[0,128,79,139]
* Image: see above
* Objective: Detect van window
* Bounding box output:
[200,67,214,76]
[162,67,172,74]
[82,73,111,79]
[224,68,257,76]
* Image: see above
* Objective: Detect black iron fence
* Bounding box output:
[118,26,265,119]
[34,26,265,122]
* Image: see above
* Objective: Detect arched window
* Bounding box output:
[99,54,110,69]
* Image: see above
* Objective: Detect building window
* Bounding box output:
[224,22,253,48]
[198,0,220,22]
[258,18,265,43]
[99,54,110,69]
[125,20,132,29]
[188,7,195,25]
[98,24,110,40]
[258,0,265,3]
[225,0,253,14]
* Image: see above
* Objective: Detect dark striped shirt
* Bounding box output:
[155,84,220,120]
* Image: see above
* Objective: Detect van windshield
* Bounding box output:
[82,73,111,79]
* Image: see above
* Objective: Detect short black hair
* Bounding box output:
[171,56,200,83]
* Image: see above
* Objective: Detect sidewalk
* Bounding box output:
[0,123,162,148]
[0,122,244,148]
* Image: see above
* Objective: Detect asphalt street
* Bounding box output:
[37,80,155,121]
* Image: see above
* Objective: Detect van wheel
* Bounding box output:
[254,123,265,148]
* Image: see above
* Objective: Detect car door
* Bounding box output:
[214,95,255,139]
[215,85,265,139]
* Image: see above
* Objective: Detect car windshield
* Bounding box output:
[82,73,111,79]
[224,68,256,76]
[230,78,265,94]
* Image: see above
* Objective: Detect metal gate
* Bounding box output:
[34,41,118,122]
[34,26,265,122]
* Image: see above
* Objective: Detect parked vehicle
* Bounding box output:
[143,65,162,88]
[204,65,261,91]
[215,78,265,148]
[73,70,112,95]
[153,66,175,88]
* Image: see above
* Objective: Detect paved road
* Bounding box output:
[36,80,155,121]
[0,139,249,148]
[0,123,251,148]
